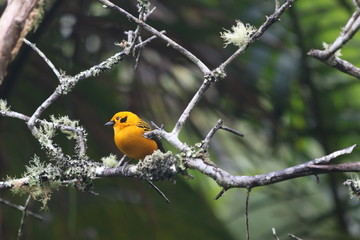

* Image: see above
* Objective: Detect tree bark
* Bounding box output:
[0,0,44,85]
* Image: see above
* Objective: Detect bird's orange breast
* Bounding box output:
[114,125,158,160]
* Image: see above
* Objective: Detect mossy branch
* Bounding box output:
[1,144,358,206]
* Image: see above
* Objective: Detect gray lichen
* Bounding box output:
[180,142,216,167]
[136,150,185,181]
[10,155,101,209]
[101,154,119,168]
[0,99,10,112]
[220,20,256,48]
[344,177,360,200]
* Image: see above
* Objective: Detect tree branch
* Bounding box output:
[98,0,211,75]
[22,32,158,135]
[0,0,45,84]
[0,109,87,157]
[1,145,356,193]
[308,4,360,79]
[218,0,298,71]
[23,39,61,79]
[167,0,297,138]
[17,195,31,240]
[184,144,357,189]
[308,50,360,79]
[0,197,44,221]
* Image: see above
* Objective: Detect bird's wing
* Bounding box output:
[137,119,165,153]
[137,119,151,132]
[150,135,165,153]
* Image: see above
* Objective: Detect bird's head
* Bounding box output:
[104,111,141,131]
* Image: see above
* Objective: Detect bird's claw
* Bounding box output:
[116,156,130,174]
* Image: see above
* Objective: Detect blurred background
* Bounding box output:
[1,0,360,239]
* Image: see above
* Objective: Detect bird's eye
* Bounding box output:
[120,116,127,123]
[116,117,120,121]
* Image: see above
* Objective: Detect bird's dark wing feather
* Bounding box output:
[149,135,165,153]
[137,119,151,132]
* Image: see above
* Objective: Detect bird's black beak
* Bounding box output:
[104,121,115,126]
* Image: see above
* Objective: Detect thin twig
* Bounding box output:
[171,76,213,137]
[308,50,360,79]
[134,31,165,70]
[215,188,227,200]
[220,125,244,137]
[308,4,360,79]
[134,44,143,70]
[288,233,302,240]
[146,180,170,204]
[0,197,44,221]
[245,188,252,240]
[98,0,210,75]
[117,155,127,167]
[312,145,356,164]
[202,119,224,149]
[17,195,31,240]
[318,11,360,58]
[272,228,280,240]
[218,0,297,70]
[202,119,244,149]
[27,91,61,134]
[23,39,61,79]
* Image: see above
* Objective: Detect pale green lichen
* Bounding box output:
[57,75,76,95]
[50,115,84,140]
[51,115,78,129]
[10,155,100,209]
[137,0,150,16]
[101,154,118,168]
[344,175,360,200]
[32,0,47,32]
[61,159,99,189]
[213,67,227,81]
[220,20,256,48]
[136,150,186,181]
[323,42,342,57]
[35,123,62,158]
[180,142,216,167]
[0,99,10,112]
[47,115,88,159]
[12,155,62,209]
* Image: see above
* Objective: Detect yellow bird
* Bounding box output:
[105,111,164,160]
